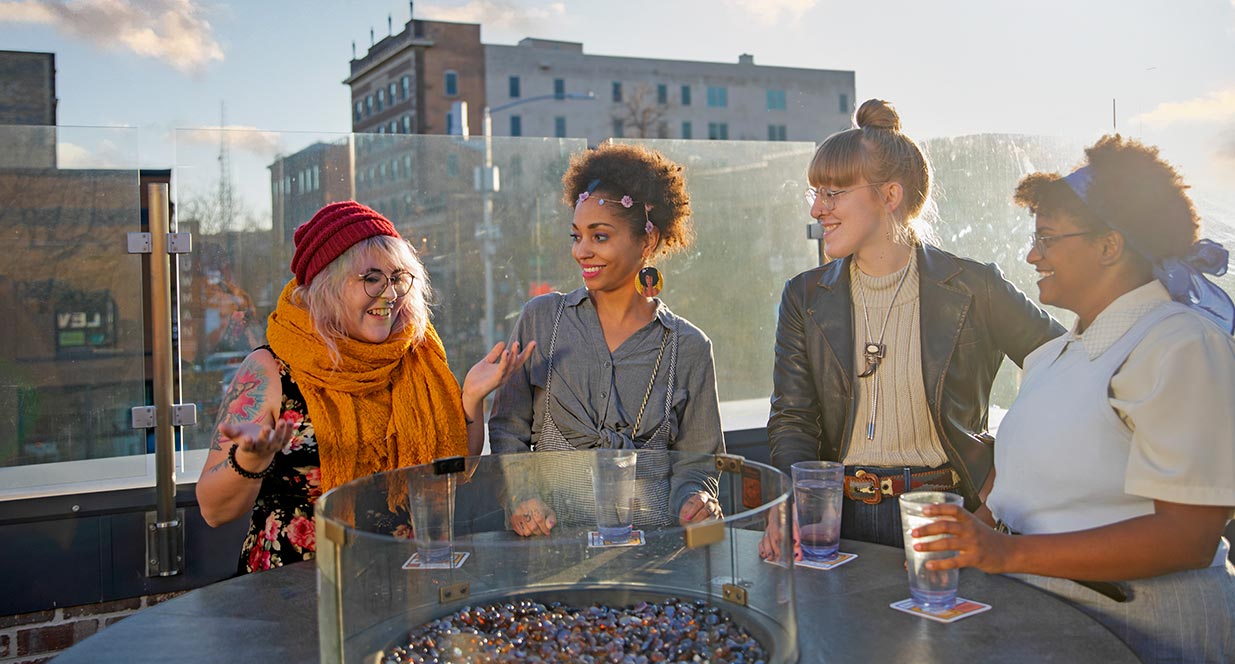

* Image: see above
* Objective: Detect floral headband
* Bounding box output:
[576,178,655,234]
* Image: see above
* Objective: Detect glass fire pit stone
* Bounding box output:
[315,450,796,663]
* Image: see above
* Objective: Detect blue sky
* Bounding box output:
[2,0,1233,208]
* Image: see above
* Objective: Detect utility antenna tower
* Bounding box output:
[217,101,235,232]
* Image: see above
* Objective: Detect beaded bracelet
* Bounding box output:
[227,444,277,480]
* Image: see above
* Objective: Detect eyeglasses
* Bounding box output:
[1028,231,1100,255]
[804,182,886,210]
[357,269,413,299]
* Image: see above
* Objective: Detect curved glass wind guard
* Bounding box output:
[316,450,795,664]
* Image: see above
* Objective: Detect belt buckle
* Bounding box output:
[853,469,884,505]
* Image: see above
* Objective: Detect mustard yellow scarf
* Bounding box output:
[266,281,467,508]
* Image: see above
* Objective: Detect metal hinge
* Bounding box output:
[722,583,748,607]
[715,453,745,475]
[130,404,198,428]
[433,456,466,475]
[439,581,470,603]
[126,232,193,254]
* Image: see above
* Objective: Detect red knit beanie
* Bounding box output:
[291,201,400,286]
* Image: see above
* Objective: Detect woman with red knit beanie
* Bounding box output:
[196,200,534,574]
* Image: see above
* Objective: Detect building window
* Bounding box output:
[401,75,411,100]
[708,122,729,140]
[388,82,397,103]
[706,86,728,108]
[376,89,385,111]
[445,111,453,135]
[612,81,622,103]
[365,95,373,115]
[390,120,398,133]
[446,153,459,177]
[380,163,387,181]
[354,101,363,121]
[444,70,458,97]
[509,75,520,98]
[554,116,566,138]
[612,118,624,138]
[839,93,849,113]
[681,121,692,139]
[768,124,787,141]
[313,166,320,191]
[553,78,566,99]
[402,115,412,133]
[404,155,412,174]
[767,89,786,111]
[681,85,691,106]
[391,158,399,179]
[510,115,522,136]
[657,84,668,105]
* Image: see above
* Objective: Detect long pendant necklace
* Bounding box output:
[855,262,911,440]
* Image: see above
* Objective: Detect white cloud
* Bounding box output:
[177,126,284,161]
[1132,88,1235,129]
[56,139,128,168]
[0,0,224,74]
[418,1,567,34]
[724,0,817,26]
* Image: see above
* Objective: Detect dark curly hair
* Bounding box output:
[561,143,693,256]
[1014,135,1199,263]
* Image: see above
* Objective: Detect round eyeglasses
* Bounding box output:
[357,270,413,299]
[804,182,886,210]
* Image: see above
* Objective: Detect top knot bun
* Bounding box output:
[855,99,901,132]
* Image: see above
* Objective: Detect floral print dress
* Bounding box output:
[237,347,322,574]
[237,347,413,574]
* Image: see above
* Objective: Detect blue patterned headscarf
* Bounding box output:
[1063,165,1234,334]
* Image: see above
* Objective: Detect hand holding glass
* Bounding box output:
[899,491,963,611]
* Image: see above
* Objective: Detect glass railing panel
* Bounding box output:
[0,124,148,497]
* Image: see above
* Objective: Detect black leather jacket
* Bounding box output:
[768,244,1064,509]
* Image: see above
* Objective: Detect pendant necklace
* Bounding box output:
[855,261,911,440]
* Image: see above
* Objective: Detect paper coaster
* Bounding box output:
[587,530,646,548]
[889,597,991,623]
[795,551,858,570]
[402,551,470,570]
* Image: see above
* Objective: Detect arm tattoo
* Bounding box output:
[209,364,269,451]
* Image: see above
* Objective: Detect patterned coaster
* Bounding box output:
[402,551,470,570]
[587,530,646,548]
[795,551,858,570]
[889,597,991,623]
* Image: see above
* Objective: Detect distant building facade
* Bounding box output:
[344,16,854,144]
[0,50,58,167]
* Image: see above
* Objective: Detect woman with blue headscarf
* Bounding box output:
[914,135,1235,663]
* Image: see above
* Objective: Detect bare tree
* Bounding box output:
[612,83,672,139]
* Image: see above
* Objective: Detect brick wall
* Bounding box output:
[0,592,184,663]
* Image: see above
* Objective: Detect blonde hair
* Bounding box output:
[294,235,431,363]
[807,98,937,245]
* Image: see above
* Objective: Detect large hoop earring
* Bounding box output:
[635,265,664,298]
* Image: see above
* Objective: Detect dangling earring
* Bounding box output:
[636,265,664,298]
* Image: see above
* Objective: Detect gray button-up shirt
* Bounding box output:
[489,288,724,514]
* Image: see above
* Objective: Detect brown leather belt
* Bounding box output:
[842,467,960,505]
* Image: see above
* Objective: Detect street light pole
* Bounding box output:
[477,91,595,350]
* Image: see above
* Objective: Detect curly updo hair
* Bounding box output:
[561,143,693,256]
[1014,134,1199,264]
[807,98,934,245]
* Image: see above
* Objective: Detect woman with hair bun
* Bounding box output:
[917,135,1235,663]
[763,99,1063,557]
[489,143,724,536]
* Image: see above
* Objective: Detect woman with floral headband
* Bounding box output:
[197,201,532,573]
[915,135,1235,663]
[489,143,724,535]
